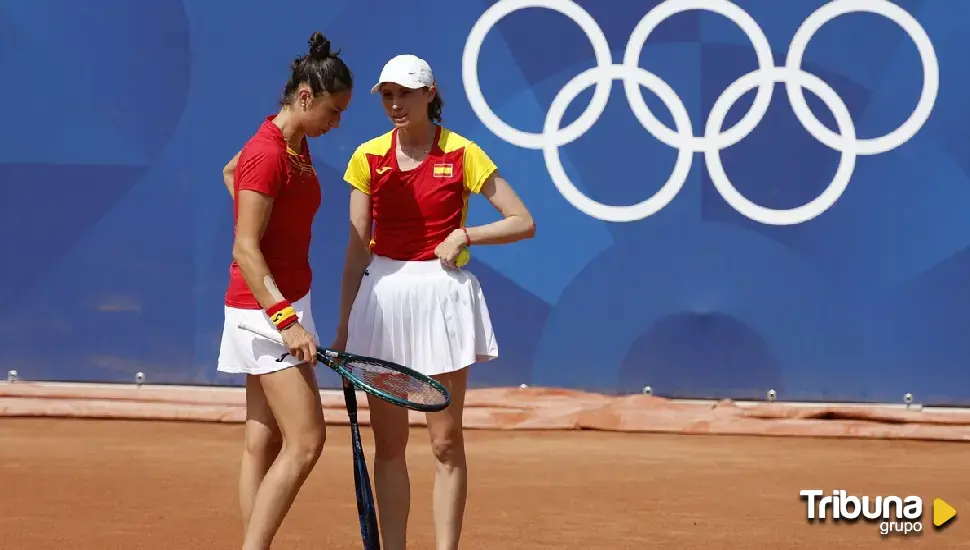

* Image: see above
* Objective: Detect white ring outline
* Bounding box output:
[622,0,776,152]
[543,65,694,223]
[461,0,939,225]
[785,0,940,156]
[705,66,857,226]
[462,0,613,150]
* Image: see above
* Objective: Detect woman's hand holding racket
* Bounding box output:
[280,322,318,365]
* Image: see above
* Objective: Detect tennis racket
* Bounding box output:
[238,322,451,413]
[342,380,381,549]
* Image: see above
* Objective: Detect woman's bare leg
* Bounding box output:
[239,375,283,534]
[425,368,469,550]
[241,364,325,550]
[366,392,412,550]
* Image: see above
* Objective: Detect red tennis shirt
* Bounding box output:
[343,125,497,261]
[224,116,322,309]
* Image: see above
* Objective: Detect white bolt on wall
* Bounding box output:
[642,385,653,396]
[7,370,18,383]
[767,389,777,402]
[135,372,146,387]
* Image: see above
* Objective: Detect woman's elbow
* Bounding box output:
[232,238,256,265]
[342,226,369,257]
[520,214,536,239]
[231,241,245,264]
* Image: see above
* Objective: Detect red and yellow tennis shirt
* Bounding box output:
[225,116,322,309]
[343,125,498,261]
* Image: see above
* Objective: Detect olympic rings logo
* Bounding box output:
[461,0,939,225]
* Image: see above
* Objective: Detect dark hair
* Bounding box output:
[427,89,444,123]
[280,32,353,106]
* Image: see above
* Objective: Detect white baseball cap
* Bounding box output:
[371,54,435,94]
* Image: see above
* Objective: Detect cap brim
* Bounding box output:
[370,76,430,94]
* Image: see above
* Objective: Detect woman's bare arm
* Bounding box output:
[232,189,286,309]
[463,171,536,245]
[335,189,373,340]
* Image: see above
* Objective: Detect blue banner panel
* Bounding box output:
[1,0,967,404]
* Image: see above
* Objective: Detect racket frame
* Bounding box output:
[238,322,451,413]
[342,382,381,549]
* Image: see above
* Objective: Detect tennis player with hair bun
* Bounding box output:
[333,54,535,550]
[218,32,353,550]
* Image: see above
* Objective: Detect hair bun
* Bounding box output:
[308,32,331,58]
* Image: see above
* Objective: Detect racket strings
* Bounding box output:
[342,358,448,406]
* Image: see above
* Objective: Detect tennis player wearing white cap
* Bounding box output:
[333,54,535,550]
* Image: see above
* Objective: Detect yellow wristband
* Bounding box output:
[266,301,298,330]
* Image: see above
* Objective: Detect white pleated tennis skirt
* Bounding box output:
[216,291,319,376]
[345,255,498,377]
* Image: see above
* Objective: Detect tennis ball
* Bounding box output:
[456,248,470,267]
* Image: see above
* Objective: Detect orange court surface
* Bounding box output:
[1,383,968,549]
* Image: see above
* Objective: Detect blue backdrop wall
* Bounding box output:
[2,0,968,405]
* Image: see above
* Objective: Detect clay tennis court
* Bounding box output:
[1,384,968,549]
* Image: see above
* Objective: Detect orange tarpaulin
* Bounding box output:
[1,382,967,442]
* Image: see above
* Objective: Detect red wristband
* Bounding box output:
[266,300,298,331]
[462,227,471,246]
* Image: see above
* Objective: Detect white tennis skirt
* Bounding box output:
[216,291,319,376]
[345,255,498,377]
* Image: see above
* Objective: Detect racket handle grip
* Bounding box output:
[238,322,284,345]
